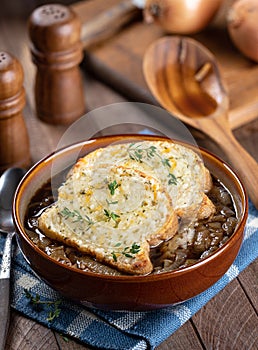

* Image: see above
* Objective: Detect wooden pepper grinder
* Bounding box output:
[28,4,86,125]
[0,52,31,173]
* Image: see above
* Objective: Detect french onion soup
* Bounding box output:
[25,141,238,275]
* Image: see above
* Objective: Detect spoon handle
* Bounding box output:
[0,232,14,350]
[204,116,258,208]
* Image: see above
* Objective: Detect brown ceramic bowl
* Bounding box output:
[13,135,248,311]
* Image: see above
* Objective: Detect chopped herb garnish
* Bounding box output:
[84,214,94,225]
[162,158,171,168]
[104,209,120,222]
[60,207,83,222]
[60,334,69,342]
[131,242,141,254]
[47,308,61,322]
[111,242,141,261]
[24,289,61,322]
[122,242,141,257]
[168,173,177,185]
[111,252,118,262]
[127,143,178,186]
[128,143,157,162]
[106,199,119,206]
[60,207,94,228]
[108,180,119,195]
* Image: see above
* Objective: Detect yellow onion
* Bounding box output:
[227,0,258,63]
[144,0,223,34]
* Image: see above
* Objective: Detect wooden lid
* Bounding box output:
[0,52,23,100]
[28,4,81,53]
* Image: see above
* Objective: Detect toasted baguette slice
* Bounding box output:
[75,140,215,221]
[39,164,178,275]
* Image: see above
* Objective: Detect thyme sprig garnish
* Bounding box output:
[127,143,177,185]
[111,242,141,262]
[111,251,118,262]
[128,143,156,162]
[61,207,83,222]
[60,334,69,342]
[108,180,119,195]
[168,173,177,185]
[104,209,120,222]
[24,289,61,322]
[60,207,94,226]
[122,243,141,258]
[106,199,119,206]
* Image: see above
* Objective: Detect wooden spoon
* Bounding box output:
[143,36,258,208]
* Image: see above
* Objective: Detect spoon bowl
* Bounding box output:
[0,168,26,232]
[143,36,258,208]
[0,167,26,350]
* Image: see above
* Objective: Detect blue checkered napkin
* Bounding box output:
[0,200,257,350]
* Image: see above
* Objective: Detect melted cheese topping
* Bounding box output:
[76,140,209,219]
[58,164,172,246]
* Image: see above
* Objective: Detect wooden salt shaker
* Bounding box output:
[28,4,86,125]
[0,52,30,173]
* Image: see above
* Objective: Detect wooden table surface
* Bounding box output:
[1,1,258,349]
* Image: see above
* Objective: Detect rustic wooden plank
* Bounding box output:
[156,321,204,350]
[55,333,93,349]
[238,260,258,313]
[5,312,59,350]
[192,277,258,350]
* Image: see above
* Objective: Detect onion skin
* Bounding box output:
[227,0,258,63]
[144,0,223,34]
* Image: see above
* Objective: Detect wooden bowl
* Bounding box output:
[13,135,248,311]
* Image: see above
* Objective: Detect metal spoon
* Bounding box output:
[143,36,258,208]
[0,168,26,350]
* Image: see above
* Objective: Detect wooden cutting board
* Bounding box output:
[72,0,258,130]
